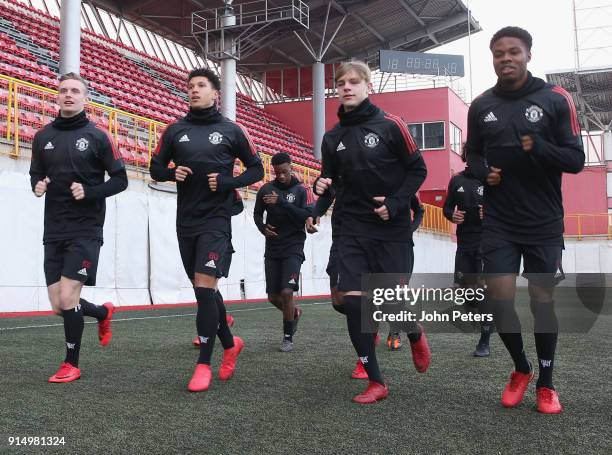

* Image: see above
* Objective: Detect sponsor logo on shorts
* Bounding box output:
[208,252,220,261]
[288,278,296,285]
[77,268,88,276]
[82,260,91,269]
[76,137,89,151]
[205,260,216,268]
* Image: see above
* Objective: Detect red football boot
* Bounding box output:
[352,381,389,404]
[536,387,563,414]
[501,369,535,408]
[188,364,212,392]
[98,302,115,346]
[48,362,81,383]
[218,336,244,381]
[409,324,431,373]
[351,360,368,379]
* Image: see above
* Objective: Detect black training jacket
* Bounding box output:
[465,73,584,244]
[316,99,427,242]
[254,176,313,258]
[443,169,483,249]
[150,107,263,237]
[29,112,127,243]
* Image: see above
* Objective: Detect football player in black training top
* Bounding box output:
[29,73,127,383]
[150,68,264,392]
[254,152,313,352]
[443,145,493,357]
[313,61,430,404]
[465,27,584,413]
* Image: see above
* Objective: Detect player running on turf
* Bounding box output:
[313,61,430,404]
[150,68,263,392]
[254,152,313,352]
[465,27,584,413]
[29,73,127,383]
[443,148,493,357]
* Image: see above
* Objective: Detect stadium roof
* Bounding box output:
[86,0,480,74]
[547,66,612,132]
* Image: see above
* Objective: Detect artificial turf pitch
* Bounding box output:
[0,297,610,454]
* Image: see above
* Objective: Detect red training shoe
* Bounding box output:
[536,387,563,414]
[409,324,431,373]
[501,369,535,408]
[352,381,389,404]
[48,362,81,383]
[188,364,212,392]
[98,302,115,347]
[351,360,368,379]
[218,336,244,381]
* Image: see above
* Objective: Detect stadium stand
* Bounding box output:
[0,0,320,179]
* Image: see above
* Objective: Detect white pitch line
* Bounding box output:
[0,301,330,332]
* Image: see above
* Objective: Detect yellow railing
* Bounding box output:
[0,74,166,171]
[421,203,453,235]
[565,213,612,240]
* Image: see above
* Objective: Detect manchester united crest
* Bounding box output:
[76,137,89,151]
[525,105,543,123]
[209,131,223,145]
[364,132,380,148]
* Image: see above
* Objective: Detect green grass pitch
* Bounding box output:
[0,296,610,454]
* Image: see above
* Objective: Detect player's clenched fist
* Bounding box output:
[487,167,501,186]
[315,177,332,196]
[208,172,219,191]
[70,182,85,200]
[175,166,193,182]
[34,177,50,197]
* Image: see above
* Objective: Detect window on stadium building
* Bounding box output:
[408,121,445,150]
[450,122,462,154]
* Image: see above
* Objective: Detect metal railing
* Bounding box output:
[565,213,612,240]
[0,73,165,172]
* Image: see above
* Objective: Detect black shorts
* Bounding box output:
[337,235,414,293]
[326,235,340,289]
[219,240,235,279]
[265,255,303,294]
[482,236,564,286]
[454,248,483,286]
[178,231,230,280]
[44,238,102,286]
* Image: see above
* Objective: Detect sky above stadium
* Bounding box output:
[434,0,611,101]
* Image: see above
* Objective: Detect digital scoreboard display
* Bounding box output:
[379,50,465,77]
